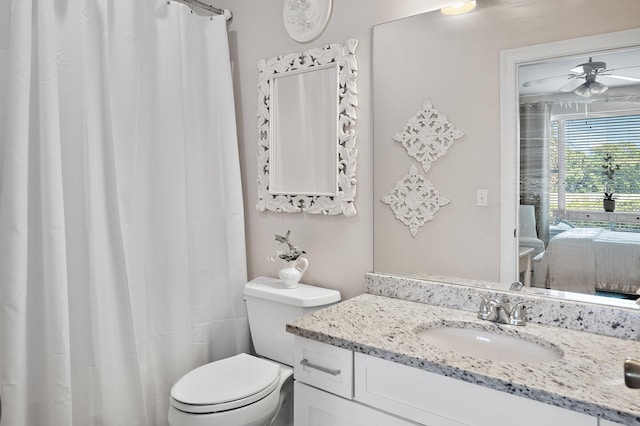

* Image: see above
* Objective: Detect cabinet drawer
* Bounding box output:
[355,353,597,426]
[294,336,353,399]
[615,212,640,224]
[294,381,417,426]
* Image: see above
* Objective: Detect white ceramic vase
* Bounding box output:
[278,257,309,289]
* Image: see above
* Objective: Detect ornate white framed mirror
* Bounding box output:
[256,39,358,216]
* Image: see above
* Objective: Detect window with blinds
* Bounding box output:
[550,114,640,213]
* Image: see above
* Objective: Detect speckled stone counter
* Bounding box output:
[287,293,640,425]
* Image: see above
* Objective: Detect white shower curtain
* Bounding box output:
[0,1,249,425]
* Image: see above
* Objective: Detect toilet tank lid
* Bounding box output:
[244,276,341,307]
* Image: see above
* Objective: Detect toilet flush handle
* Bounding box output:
[300,359,341,376]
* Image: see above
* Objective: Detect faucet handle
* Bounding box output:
[473,293,492,320]
[509,281,524,291]
[473,293,502,321]
[509,301,532,326]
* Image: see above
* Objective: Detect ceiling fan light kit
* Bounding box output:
[574,79,609,97]
[572,58,610,97]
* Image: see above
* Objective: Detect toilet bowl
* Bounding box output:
[168,354,293,426]
[168,277,340,426]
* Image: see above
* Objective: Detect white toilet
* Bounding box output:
[168,276,341,426]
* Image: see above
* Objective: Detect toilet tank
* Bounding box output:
[244,276,341,367]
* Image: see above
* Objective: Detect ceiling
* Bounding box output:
[518,47,640,96]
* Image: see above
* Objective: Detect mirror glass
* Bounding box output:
[372,0,640,308]
[514,46,640,297]
[257,40,359,216]
[270,66,338,196]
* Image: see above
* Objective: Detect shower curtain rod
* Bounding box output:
[178,0,233,20]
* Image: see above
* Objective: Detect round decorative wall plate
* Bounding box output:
[283,0,332,43]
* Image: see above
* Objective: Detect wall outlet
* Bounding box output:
[477,189,488,207]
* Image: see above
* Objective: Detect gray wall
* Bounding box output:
[212,0,640,299]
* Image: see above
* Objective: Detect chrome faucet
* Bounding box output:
[509,281,524,291]
[475,294,529,326]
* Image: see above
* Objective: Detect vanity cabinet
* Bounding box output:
[293,336,610,426]
[295,382,417,425]
[291,337,423,426]
[293,336,415,425]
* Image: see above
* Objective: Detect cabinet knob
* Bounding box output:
[624,358,640,388]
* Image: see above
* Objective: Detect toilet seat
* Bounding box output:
[170,353,281,414]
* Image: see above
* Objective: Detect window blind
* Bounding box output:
[551,114,640,212]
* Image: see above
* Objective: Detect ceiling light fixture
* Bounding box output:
[441,0,476,16]
[573,75,609,98]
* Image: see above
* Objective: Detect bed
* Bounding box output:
[533,228,640,295]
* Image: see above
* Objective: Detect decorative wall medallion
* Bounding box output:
[392,101,465,173]
[381,164,450,237]
[283,0,332,43]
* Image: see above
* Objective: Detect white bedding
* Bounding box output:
[534,228,640,295]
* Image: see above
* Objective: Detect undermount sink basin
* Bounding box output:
[416,323,563,364]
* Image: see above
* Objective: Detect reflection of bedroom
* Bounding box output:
[518,53,640,298]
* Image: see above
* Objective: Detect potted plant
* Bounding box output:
[602,153,621,212]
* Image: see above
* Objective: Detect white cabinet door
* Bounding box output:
[294,381,418,426]
[355,353,597,426]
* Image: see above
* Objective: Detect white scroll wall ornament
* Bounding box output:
[382,164,450,238]
[383,101,464,237]
[392,101,465,173]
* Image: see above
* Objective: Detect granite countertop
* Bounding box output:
[286,293,640,425]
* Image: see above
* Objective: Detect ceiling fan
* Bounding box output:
[522,57,640,97]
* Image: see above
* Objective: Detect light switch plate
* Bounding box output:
[477,189,488,207]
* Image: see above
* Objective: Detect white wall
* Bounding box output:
[211,0,450,299]
[210,0,640,299]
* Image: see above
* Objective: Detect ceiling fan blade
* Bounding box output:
[600,74,640,82]
[570,65,586,75]
[559,79,585,92]
[603,64,640,73]
[522,74,571,87]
